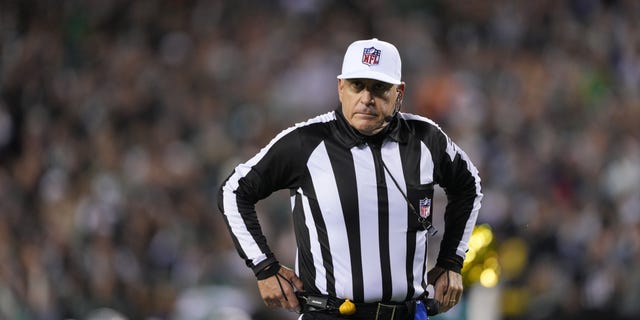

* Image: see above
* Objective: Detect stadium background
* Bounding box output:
[1,0,639,319]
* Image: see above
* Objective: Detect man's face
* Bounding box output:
[338,78,404,136]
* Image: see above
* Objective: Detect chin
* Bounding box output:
[355,126,378,136]
[351,119,384,135]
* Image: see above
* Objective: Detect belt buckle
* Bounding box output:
[375,303,398,320]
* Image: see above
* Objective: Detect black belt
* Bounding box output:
[296,292,439,319]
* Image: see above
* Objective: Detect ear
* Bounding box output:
[396,82,406,100]
[395,82,406,106]
[337,79,344,102]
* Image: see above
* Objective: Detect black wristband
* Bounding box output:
[427,266,447,285]
[435,256,463,274]
[255,261,281,280]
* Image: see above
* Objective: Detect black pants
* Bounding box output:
[300,313,345,320]
[300,307,411,320]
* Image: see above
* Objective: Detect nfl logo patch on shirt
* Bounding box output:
[362,47,381,66]
[419,198,431,218]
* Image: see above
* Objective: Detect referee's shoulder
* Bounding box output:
[284,111,337,139]
[265,111,336,151]
[293,111,337,129]
[399,112,443,133]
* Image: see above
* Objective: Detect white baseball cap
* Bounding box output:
[337,38,402,85]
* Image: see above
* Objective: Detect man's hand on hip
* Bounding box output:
[428,266,463,313]
[257,265,304,313]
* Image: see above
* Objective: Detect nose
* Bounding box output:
[361,89,375,105]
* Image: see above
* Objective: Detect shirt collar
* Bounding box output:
[333,107,409,148]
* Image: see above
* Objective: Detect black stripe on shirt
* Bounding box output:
[369,144,392,302]
[325,139,364,302]
[292,190,317,292]
[399,140,420,300]
[303,174,337,296]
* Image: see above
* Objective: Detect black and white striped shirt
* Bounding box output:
[218,108,482,303]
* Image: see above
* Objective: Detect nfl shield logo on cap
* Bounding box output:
[362,47,381,66]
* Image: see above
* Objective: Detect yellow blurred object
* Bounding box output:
[468,265,483,284]
[462,224,501,288]
[465,249,477,264]
[480,268,499,288]
[484,256,499,270]
[339,299,356,315]
[462,226,532,315]
[468,224,494,251]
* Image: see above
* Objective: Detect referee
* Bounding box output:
[218,38,482,320]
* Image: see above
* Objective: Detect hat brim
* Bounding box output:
[337,70,401,85]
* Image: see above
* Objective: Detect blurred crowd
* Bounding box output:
[0,0,639,319]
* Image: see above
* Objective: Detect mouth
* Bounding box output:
[354,112,378,119]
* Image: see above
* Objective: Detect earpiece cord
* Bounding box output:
[380,160,438,236]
